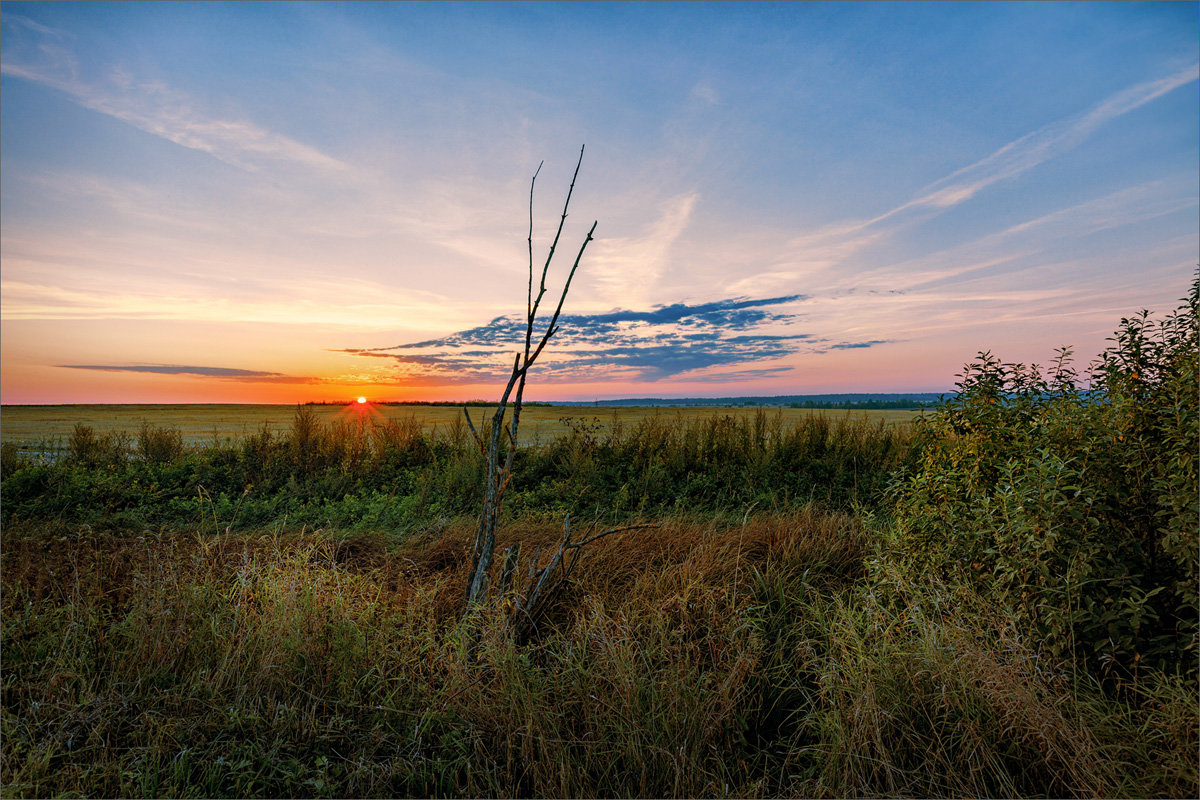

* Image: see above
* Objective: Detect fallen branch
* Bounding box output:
[508,514,660,641]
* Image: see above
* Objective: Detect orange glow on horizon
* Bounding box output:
[357,396,367,404]
[1,354,958,406]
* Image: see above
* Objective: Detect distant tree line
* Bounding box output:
[785,398,936,410]
[300,400,555,407]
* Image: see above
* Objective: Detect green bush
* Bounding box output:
[1,442,23,478]
[137,421,186,464]
[67,423,129,469]
[887,279,1198,677]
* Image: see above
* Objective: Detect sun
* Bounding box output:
[356,396,367,404]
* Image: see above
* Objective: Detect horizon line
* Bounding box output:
[0,391,953,408]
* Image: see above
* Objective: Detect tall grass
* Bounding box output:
[1,408,913,531]
[4,514,1194,798]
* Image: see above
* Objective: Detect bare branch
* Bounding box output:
[526,545,543,583]
[462,407,485,453]
[492,353,524,425]
[504,517,655,641]
[499,542,521,596]
[530,145,586,325]
[567,523,660,551]
[528,220,597,367]
[464,147,597,612]
[527,161,543,325]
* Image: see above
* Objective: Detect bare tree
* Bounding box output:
[462,146,596,607]
[461,147,655,624]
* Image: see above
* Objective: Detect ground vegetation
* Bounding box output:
[1,283,1196,798]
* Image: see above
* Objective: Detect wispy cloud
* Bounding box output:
[732,66,1199,302]
[748,64,1200,297]
[998,180,1198,241]
[861,178,1199,293]
[2,12,73,40]
[586,193,699,305]
[0,274,458,328]
[337,295,814,384]
[827,340,892,350]
[0,17,348,174]
[876,64,1199,222]
[58,364,322,383]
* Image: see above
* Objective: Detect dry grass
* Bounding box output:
[3,512,857,797]
[4,513,1194,798]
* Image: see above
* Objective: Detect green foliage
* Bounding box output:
[66,423,129,469]
[888,280,1199,677]
[1,442,23,478]
[509,409,911,518]
[1,406,910,532]
[137,421,185,464]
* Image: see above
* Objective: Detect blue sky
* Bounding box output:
[1,1,1196,402]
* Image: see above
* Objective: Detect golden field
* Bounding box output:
[0,402,921,447]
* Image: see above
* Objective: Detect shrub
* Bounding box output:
[887,279,1198,677]
[137,421,186,464]
[67,423,129,469]
[1,442,23,477]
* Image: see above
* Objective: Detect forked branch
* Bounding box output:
[464,146,598,608]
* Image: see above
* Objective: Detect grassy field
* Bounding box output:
[0,403,920,449]
[2,288,1196,798]
[5,512,1194,799]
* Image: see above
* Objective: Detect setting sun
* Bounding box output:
[356,396,367,404]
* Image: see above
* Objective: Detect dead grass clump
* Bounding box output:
[786,587,1124,798]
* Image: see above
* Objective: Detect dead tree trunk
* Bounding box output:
[463,146,597,608]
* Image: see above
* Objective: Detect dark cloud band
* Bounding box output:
[338,294,825,384]
[58,364,319,383]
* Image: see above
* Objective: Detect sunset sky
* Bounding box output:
[2,1,1196,404]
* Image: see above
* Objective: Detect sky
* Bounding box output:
[1,1,1196,404]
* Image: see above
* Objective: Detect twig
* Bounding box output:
[462,407,485,453]
[567,522,659,551]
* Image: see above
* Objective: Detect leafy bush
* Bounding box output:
[67,423,129,469]
[1,442,23,478]
[888,279,1198,677]
[137,421,186,464]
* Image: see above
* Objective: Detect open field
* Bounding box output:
[0,403,920,449]
[2,293,1195,798]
